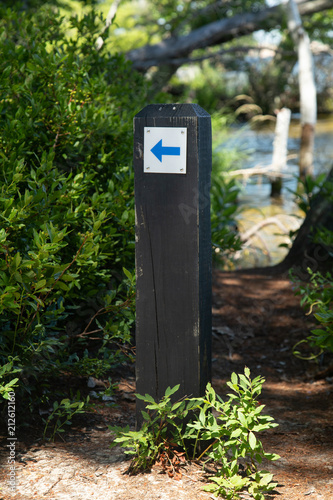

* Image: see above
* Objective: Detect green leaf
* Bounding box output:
[264,452,280,461]
[123,267,133,281]
[56,281,69,291]
[248,431,257,450]
[35,279,47,291]
[230,428,242,439]
[238,374,248,389]
[135,393,155,404]
[171,400,183,412]
[199,408,206,426]
[237,410,247,427]
[13,252,22,269]
[259,472,274,486]
[164,384,180,398]
[141,411,150,421]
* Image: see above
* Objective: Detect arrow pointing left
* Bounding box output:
[151,139,181,163]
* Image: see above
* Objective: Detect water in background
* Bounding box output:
[220,115,333,268]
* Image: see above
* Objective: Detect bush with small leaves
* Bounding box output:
[0,5,146,415]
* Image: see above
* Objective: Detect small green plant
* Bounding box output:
[110,368,279,499]
[109,385,195,475]
[186,369,279,499]
[0,360,20,400]
[42,392,90,442]
[292,268,333,359]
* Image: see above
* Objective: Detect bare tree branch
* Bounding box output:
[127,0,333,71]
[147,44,293,67]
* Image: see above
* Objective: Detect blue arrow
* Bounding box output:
[151,139,180,163]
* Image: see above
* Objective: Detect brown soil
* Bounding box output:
[1,271,333,500]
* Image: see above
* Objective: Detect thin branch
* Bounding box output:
[225,159,297,180]
[241,217,289,242]
[158,45,293,68]
[76,295,134,338]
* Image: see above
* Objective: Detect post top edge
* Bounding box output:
[134,103,210,119]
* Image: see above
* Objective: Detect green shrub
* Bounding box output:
[110,368,279,500]
[290,175,333,359]
[0,6,146,412]
[0,4,244,423]
[0,361,20,400]
[210,113,243,266]
[292,269,333,358]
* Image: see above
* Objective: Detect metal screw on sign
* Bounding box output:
[133,103,212,427]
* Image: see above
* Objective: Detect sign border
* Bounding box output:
[144,126,187,174]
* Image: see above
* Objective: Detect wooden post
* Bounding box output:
[133,104,212,426]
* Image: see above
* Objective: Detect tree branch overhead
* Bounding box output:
[127,0,333,71]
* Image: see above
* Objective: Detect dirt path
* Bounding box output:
[1,271,332,500]
[211,271,333,500]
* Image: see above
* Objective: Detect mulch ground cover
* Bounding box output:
[1,270,332,499]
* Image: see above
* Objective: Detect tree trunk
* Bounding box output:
[239,166,333,276]
[299,122,315,179]
[270,166,333,276]
[286,0,317,180]
[270,108,291,197]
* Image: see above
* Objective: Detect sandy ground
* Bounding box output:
[0,271,332,500]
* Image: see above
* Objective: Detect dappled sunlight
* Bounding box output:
[211,269,333,499]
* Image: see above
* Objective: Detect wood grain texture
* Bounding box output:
[134,104,212,426]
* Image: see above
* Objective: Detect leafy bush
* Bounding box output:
[110,368,279,500]
[290,173,333,358]
[0,361,20,401]
[0,4,244,426]
[0,6,146,412]
[292,269,333,358]
[211,175,241,265]
[210,113,243,266]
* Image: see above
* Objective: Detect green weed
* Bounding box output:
[42,392,90,442]
[110,368,279,499]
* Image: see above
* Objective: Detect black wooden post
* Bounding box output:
[133,104,212,426]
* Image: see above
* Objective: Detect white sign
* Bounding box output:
[144,127,187,174]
